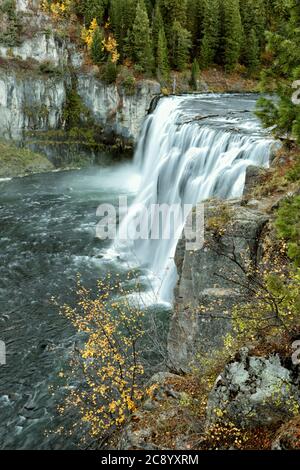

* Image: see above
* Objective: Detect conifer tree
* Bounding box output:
[240,0,266,48]
[244,28,260,73]
[221,0,243,72]
[109,0,137,58]
[90,26,105,65]
[75,0,106,26]
[190,58,200,90]
[157,26,170,82]
[170,20,192,71]
[257,0,300,143]
[186,0,203,56]
[152,2,164,61]
[159,0,187,43]
[199,0,220,68]
[132,0,154,73]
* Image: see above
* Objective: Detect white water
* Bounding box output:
[115,94,276,303]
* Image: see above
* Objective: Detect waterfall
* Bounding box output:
[114,94,276,303]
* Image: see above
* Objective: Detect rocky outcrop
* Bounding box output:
[244,165,268,197]
[0,69,67,141]
[0,68,160,144]
[0,1,160,154]
[118,372,200,451]
[0,139,54,177]
[168,200,269,373]
[206,348,300,429]
[77,74,161,143]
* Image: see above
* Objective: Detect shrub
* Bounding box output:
[275,196,300,267]
[121,72,136,96]
[102,59,118,84]
[57,275,145,443]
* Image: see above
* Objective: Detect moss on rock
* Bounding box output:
[0,140,54,177]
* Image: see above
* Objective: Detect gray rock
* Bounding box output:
[243,165,268,196]
[168,200,269,373]
[206,349,300,429]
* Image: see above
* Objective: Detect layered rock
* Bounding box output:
[0,68,160,144]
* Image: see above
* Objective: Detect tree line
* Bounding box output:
[68,0,280,78]
[46,0,300,143]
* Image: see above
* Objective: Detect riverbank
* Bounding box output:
[0,140,54,178]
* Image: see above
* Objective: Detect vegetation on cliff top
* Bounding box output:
[39,0,288,89]
[0,139,54,177]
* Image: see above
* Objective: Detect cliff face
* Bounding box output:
[0,70,67,141]
[0,1,160,155]
[0,69,160,144]
[168,199,269,373]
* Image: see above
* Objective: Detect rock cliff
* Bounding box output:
[0,0,160,161]
[168,199,269,373]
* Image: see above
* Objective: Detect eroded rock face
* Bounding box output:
[244,165,268,197]
[0,70,67,140]
[0,69,160,144]
[168,200,269,373]
[77,74,161,143]
[206,348,300,429]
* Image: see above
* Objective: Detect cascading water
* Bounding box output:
[115,94,277,303]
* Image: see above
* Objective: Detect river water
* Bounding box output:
[0,94,275,449]
[0,164,147,449]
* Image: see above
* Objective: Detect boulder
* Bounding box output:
[206,348,300,429]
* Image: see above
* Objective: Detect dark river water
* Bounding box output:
[0,94,274,449]
[0,163,166,450]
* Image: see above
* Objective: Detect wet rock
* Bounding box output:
[206,349,300,429]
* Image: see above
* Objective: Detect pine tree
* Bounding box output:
[244,28,260,73]
[132,0,154,73]
[157,26,170,82]
[75,0,106,26]
[109,0,137,58]
[170,20,192,71]
[256,0,300,144]
[103,57,118,84]
[240,0,266,48]
[221,0,243,72]
[186,0,203,56]
[152,2,164,61]
[190,58,200,90]
[159,0,187,43]
[90,26,105,65]
[199,0,220,68]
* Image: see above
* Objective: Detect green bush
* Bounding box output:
[286,156,300,182]
[0,0,22,47]
[275,195,300,267]
[121,72,136,95]
[102,59,118,84]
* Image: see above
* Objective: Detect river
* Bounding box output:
[0,94,275,449]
